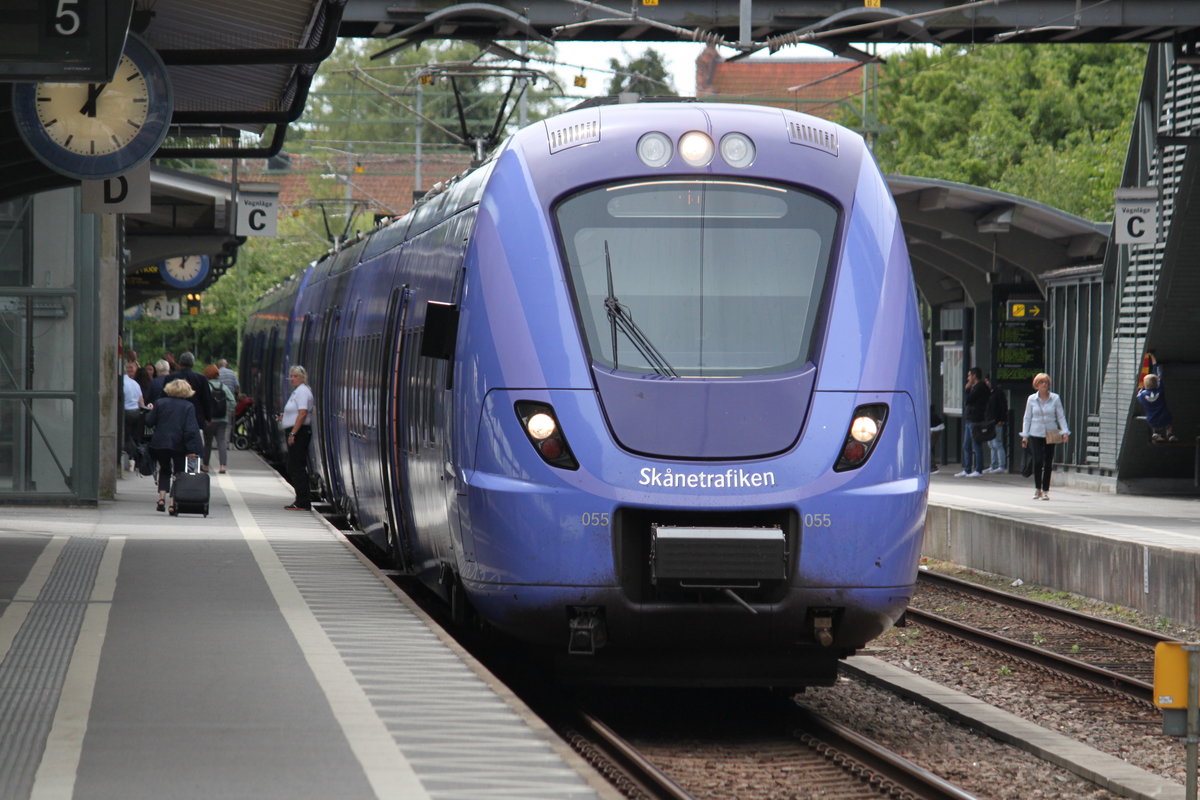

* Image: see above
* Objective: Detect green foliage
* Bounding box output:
[606,48,678,96]
[841,43,1145,220]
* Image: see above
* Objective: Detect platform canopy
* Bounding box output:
[887,175,1110,308]
[0,0,345,203]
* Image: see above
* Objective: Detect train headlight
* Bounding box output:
[525,412,557,440]
[834,404,889,472]
[515,401,580,470]
[678,131,714,166]
[849,415,878,443]
[719,132,755,168]
[637,132,673,168]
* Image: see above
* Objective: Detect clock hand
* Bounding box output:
[79,83,107,117]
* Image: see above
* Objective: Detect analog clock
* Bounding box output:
[11,32,172,181]
[160,255,210,289]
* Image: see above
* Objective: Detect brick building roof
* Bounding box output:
[695,45,865,118]
[233,150,475,221]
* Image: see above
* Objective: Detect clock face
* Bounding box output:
[11,32,173,181]
[160,255,209,289]
[34,53,151,157]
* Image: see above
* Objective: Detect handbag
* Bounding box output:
[1021,450,1034,477]
[972,422,997,443]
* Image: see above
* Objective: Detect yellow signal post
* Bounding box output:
[1154,641,1200,799]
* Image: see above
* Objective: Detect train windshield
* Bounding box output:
[556,179,838,377]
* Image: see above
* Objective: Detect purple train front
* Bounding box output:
[244,101,929,687]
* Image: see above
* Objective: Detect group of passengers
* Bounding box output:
[940,350,1178,502]
[120,351,240,511]
[122,351,314,514]
[951,367,1068,500]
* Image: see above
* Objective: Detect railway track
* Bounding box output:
[911,570,1173,704]
[554,696,983,800]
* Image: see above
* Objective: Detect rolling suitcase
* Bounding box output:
[170,456,210,517]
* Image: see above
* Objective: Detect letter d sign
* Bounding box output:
[81,163,151,214]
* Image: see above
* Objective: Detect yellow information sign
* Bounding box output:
[1006,300,1044,321]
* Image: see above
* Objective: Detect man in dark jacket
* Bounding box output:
[957,366,990,477]
[165,351,214,430]
[984,377,1009,472]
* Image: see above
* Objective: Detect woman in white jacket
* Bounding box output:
[1020,372,1070,501]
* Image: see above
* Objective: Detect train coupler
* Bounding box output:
[812,614,834,648]
[567,607,607,655]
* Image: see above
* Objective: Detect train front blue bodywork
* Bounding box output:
[449,103,928,668]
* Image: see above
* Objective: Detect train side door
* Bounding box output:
[341,300,362,514]
[382,286,415,570]
[316,308,346,511]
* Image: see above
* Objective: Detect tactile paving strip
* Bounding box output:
[0,537,106,800]
[252,512,600,799]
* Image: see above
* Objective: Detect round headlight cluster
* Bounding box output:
[678,131,714,166]
[636,131,756,168]
[636,132,673,168]
[719,132,756,168]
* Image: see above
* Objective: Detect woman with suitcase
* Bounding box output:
[145,379,204,513]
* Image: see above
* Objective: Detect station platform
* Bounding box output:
[926,465,1200,631]
[0,450,615,800]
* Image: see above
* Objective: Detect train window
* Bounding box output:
[556,178,838,377]
[605,180,788,219]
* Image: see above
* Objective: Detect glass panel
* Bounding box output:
[31,191,77,289]
[0,398,74,494]
[0,198,31,286]
[0,295,75,391]
[556,179,838,378]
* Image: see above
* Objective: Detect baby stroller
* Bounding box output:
[231,396,253,450]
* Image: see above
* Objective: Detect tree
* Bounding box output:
[839,43,1145,220]
[606,48,678,97]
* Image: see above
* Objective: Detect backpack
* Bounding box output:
[209,379,228,420]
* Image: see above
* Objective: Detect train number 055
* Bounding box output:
[581,512,610,527]
[804,513,832,528]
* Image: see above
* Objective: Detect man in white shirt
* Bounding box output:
[122,360,145,472]
[281,365,314,510]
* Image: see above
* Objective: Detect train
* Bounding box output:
[242,99,929,687]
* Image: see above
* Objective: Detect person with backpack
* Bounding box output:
[202,364,235,474]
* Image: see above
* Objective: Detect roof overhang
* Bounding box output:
[123,167,282,305]
[887,175,1110,307]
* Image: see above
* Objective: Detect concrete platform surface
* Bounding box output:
[0,450,615,800]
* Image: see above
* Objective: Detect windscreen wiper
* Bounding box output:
[603,241,678,378]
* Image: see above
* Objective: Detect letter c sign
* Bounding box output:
[236,193,279,238]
